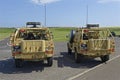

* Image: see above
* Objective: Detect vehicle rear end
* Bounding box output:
[11,27,54,67]
[12,40,54,67]
[83,38,115,57]
[77,28,115,62]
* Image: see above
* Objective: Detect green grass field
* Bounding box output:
[0,27,120,41]
[0,28,15,40]
[108,27,120,35]
[49,27,75,41]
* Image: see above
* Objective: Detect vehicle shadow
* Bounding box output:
[54,52,102,68]
[0,58,49,74]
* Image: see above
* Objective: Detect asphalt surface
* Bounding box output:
[73,57,120,80]
[0,38,120,80]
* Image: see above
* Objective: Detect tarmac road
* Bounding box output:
[0,38,120,80]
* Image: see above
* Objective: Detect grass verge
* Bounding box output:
[0,28,15,40]
[0,27,119,41]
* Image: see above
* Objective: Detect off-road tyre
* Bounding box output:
[47,57,53,67]
[75,53,82,63]
[100,55,109,62]
[15,59,23,68]
[68,48,72,55]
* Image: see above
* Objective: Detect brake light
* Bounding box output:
[45,50,53,54]
[84,29,89,33]
[20,29,25,32]
[108,48,114,52]
[12,52,21,56]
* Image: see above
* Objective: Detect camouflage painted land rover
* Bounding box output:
[67,24,115,63]
[10,22,54,67]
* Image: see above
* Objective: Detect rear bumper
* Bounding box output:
[78,50,114,57]
[13,52,53,60]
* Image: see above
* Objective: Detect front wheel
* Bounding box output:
[47,57,53,67]
[100,55,109,62]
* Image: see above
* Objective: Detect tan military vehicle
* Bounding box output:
[67,24,115,63]
[10,22,54,67]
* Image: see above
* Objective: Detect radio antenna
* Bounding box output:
[44,4,47,26]
[86,5,88,27]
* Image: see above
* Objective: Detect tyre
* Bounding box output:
[70,30,75,43]
[15,59,23,68]
[68,48,72,55]
[75,53,81,63]
[100,55,109,62]
[74,48,80,63]
[47,57,53,67]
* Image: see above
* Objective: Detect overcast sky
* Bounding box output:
[0,0,120,27]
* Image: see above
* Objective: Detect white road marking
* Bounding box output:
[66,55,120,80]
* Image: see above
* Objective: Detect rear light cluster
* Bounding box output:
[84,29,89,33]
[45,50,53,54]
[81,44,87,50]
[108,48,114,52]
[109,41,115,52]
[80,44,88,53]
[45,47,54,54]
[45,47,51,51]
[19,29,25,32]
[12,46,21,56]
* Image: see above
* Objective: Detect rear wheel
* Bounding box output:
[100,55,109,62]
[15,59,23,68]
[74,47,83,63]
[75,53,82,63]
[68,48,72,55]
[47,57,53,67]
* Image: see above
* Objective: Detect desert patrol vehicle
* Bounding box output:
[67,24,115,63]
[10,22,54,67]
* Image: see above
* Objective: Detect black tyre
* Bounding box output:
[100,55,109,62]
[15,59,23,68]
[68,48,72,55]
[74,48,80,63]
[70,30,75,43]
[75,53,82,63]
[47,57,53,67]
